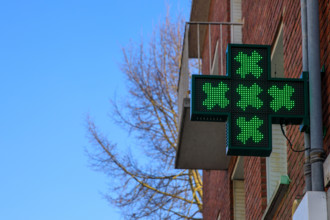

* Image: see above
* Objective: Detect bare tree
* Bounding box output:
[87,14,203,219]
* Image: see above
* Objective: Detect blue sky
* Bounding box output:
[0,1,190,219]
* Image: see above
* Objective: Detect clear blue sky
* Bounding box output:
[0,1,190,219]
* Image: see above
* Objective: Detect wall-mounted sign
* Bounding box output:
[191,44,308,156]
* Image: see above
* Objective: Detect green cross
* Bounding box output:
[268,84,295,112]
[234,50,263,79]
[202,82,229,110]
[236,83,263,111]
[236,116,264,144]
[191,44,308,157]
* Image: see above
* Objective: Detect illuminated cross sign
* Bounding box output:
[191,44,308,156]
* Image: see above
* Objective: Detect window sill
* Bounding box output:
[262,175,291,220]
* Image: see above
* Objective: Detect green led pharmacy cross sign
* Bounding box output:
[191,44,309,157]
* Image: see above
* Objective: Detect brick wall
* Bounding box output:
[203,157,238,220]
[244,157,267,219]
[243,0,307,219]
[320,0,330,154]
[202,1,231,219]
[203,170,230,219]
[200,0,330,219]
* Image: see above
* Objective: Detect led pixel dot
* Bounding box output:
[202,82,230,110]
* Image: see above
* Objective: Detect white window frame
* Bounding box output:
[231,0,242,43]
[211,40,219,75]
[231,157,246,220]
[266,24,287,204]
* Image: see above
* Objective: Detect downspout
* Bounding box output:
[306,0,325,191]
[300,0,312,192]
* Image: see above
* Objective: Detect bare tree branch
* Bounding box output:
[87,13,203,219]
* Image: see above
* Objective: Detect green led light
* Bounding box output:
[236,116,264,144]
[202,82,229,110]
[234,50,263,79]
[191,45,306,156]
[268,84,295,112]
[236,83,263,111]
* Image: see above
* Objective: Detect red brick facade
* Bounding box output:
[320,0,330,155]
[202,1,232,219]
[200,0,330,219]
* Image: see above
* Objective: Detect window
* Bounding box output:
[211,40,219,75]
[232,157,246,220]
[231,0,242,43]
[266,24,287,203]
[217,211,221,220]
[233,180,246,220]
[230,2,245,218]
